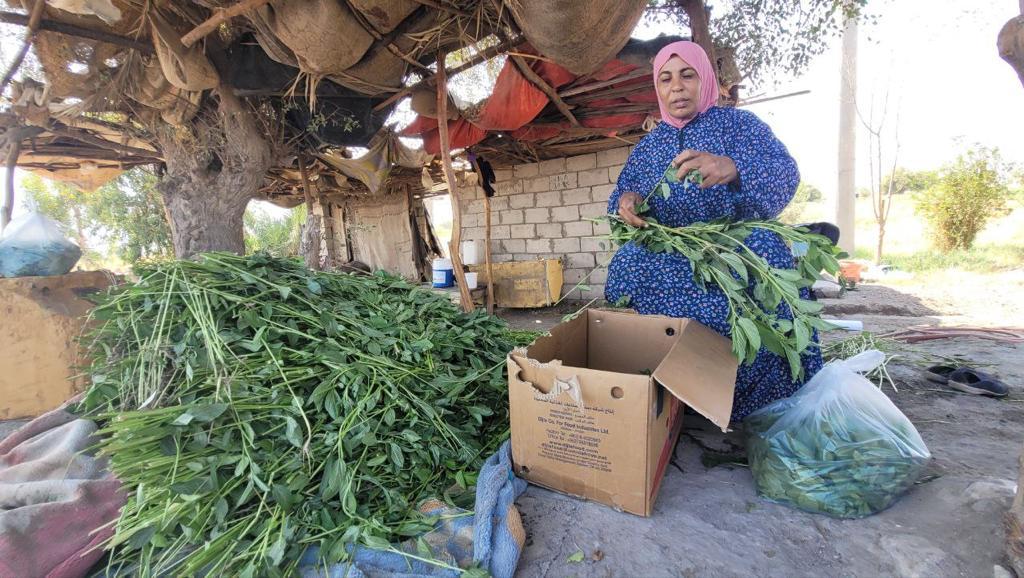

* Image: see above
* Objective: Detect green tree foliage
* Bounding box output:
[881,168,938,195]
[915,147,1013,251]
[794,182,823,203]
[243,205,306,257]
[645,0,872,87]
[20,169,173,266]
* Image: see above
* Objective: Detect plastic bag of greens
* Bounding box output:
[0,212,82,278]
[746,350,931,518]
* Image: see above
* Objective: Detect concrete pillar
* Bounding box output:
[836,13,858,254]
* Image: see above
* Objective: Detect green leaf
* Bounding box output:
[567,550,585,563]
[285,417,303,448]
[794,319,811,352]
[736,317,761,357]
[267,534,287,566]
[363,535,391,550]
[663,166,680,183]
[172,411,195,426]
[659,182,671,200]
[190,403,228,423]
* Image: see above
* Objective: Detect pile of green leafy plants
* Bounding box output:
[603,167,844,379]
[77,252,535,576]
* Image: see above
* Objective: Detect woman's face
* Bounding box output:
[657,56,701,122]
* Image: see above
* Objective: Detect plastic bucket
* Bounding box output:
[461,240,481,266]
[464,271,478,290]
[432,258,454,288]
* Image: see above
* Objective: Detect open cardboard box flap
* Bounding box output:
[519,309,738,431]
[651,318,738,431]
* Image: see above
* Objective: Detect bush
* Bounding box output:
[794,182,823,203]
[915,147,1012,251]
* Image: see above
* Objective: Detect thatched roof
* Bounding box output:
[1,0,675,204]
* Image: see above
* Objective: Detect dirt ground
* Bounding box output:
[500,278,1024,578]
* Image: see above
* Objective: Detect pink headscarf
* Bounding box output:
[653,41,719,128]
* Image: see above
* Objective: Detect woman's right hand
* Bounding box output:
[617,192,648,228]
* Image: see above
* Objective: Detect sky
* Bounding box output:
[4,0,1024,227]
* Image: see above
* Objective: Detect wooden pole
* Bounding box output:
[435,50,474,312]
[0,0,45,96]
[0,11,154,53]
[181,0,272,47]
[836,8,858,254]
[483,194,495,314]
[509,55,580,127]
[298,154,321,270]
[1,140,20,232]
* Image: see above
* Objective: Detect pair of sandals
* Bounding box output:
[925,365,1009,397]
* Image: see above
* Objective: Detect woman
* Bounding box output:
[604,41,822,422]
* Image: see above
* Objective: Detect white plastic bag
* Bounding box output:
[0,212,82,277]
[746,350,931,518]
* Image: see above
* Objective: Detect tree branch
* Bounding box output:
[181,0,272,48]
[0,11,153,54]
[677,0,718,81]
[0,0,46,96]
[509,55,580,127]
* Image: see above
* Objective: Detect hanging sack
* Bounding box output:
[0,212,82,278]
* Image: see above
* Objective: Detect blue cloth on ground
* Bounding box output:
[297,441,527,578]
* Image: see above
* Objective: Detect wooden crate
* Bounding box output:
[469,259,563,308]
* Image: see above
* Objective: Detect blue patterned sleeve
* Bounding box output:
[725,110,799,220]
[606,144,646,214]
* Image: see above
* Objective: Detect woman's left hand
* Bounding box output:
[671,150,739,189]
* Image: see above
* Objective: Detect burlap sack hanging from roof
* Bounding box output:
[256,0,374,78]
[334,9,438,95]
[509,0,648,75]
[347,0,420,34]
[409,85,458,120]
[129,58,202,126]
[149,12,220,91]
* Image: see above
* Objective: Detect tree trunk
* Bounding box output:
[875,221,885,263]
[156,88,272,258]
[999,14,1024,88]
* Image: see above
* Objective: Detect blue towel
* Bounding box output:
[298,441,527,578]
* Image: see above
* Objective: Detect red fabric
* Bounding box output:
[589,59,637,82]
[405,52,657,153]
[0,398,126,578]
[400,115,437,136]
[420,119,489,154]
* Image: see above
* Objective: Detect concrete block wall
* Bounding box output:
[460,146,632,301]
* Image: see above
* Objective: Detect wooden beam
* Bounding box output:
[46,125,159,159]
[0,11,154,54]
[0,0,45,96]
[483,193,495,314]
[343,0,431,72]
[298,154,322,271]
[372,36,523,111]
[409,0,472,18]
[181,0,272,48]
[558,68,651,98]
[435,50,474,312]
[509,55,580,127]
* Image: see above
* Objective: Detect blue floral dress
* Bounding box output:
[604,106,823,422]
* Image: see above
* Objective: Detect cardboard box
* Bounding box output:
[468,259,563,308]
[507,309,738,516]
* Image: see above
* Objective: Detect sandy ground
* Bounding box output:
[500,278,1024,578]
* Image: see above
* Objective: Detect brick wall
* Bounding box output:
[460,146,632,301]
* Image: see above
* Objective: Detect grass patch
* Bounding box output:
[853,244,1024,273]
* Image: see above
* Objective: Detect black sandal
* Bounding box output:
[947,368,1009,398]
[924,365,957,384]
